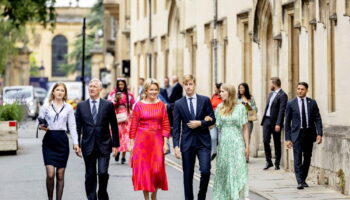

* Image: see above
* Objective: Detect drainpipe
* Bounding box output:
[148,0,152,78]
[213,0,218,84]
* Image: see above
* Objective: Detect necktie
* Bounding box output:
[301,99,307,129]
[189,98,196,120]
[92,100,97,124]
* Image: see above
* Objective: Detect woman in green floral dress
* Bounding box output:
[212,83,250,200]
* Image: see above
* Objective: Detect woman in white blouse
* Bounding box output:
[38,82,81,200]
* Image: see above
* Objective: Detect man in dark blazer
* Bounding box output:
[285,82,323,190]
[75,79,119,200]
[261,77,288,170]
[173,75,216,200]
[168,75,183,104]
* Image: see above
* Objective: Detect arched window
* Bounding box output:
[52,35,68,77]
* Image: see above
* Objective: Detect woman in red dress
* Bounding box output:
[129,78,170,200]
[108,79,135,164]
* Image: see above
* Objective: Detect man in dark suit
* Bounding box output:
[261,77,288,170]
[173,75,216,200]
[169,75,183,104]
[285,82,323,190]
[168,75,183,137]
[75,79,119,200]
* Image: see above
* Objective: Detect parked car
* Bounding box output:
[2,86,40,119]
[44,81,88,110]
[34,87,47,105]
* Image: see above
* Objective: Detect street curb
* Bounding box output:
[248,186,277,200]
[165,157,272,200]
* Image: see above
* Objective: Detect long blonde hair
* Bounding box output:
[141,78,160,100]
[219,83,237,116]
[49,82,68,103]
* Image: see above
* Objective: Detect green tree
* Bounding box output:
[0,0,56,75]
[0,0,56,28]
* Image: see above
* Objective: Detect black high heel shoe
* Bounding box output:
[121,157,126,164]
[211,153,217,161]
[115,152,120,162]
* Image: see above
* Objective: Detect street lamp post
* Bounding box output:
[81,17,86,100]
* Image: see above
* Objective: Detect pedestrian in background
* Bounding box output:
[107,78,135,164]
[163,76,173,100]
[285,82,323,190]
[238,82,258,162]
[129,78,170,200]
[38,82,80,200]
[212,83,250,200]
[209,83,222,160]
[136,77,145,102]
[261,77,288,170]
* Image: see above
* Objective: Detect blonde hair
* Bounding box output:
[219,83,237,116]
[183,74,196,85]
[49,82,68,103]
[142,78,160,100]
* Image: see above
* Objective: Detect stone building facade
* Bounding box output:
[26,7,90,82]
[122,0,350,194]
[102,0,131,90]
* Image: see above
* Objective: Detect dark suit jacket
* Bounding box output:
[75,99,119,156]
[159,88,169,103]
[285,97,323,143]
[173,95,216,152]
[261,89,288,127]
[169,82,183,104]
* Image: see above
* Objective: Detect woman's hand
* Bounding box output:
[245,147,250,160]
[129,139,135,152]
[38,125,49,131]
[204,116,213,122]
[163,143,169,154]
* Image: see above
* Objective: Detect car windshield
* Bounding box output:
[4,88,32,99]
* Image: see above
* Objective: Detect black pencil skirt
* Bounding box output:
[42,130,69,168]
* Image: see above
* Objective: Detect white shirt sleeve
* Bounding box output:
[67,105,79,145]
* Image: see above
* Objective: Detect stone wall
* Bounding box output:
[308,126,350,194]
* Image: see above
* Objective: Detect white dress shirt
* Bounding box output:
[266,88,281,117]
[38,102,79,145]
[297,96,309,128]
[89,98,101,115]
[186,94,197,116]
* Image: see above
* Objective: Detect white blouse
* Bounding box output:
[38,102,79,145]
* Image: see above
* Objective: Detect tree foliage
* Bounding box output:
[0,0,56,28]
[0,0,57,75]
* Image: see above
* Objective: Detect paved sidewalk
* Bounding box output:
[246,157,350,200]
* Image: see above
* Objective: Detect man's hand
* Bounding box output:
[204,116,213,122]
[316,136,323,144]
[275,125,281,132]
[112,147,118,156]
[285,140,293,149]
[174,146,181,159]
[187,120,201,129]
[73,144,82,158]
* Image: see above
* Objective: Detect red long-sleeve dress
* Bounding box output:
[129,101,170,192]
